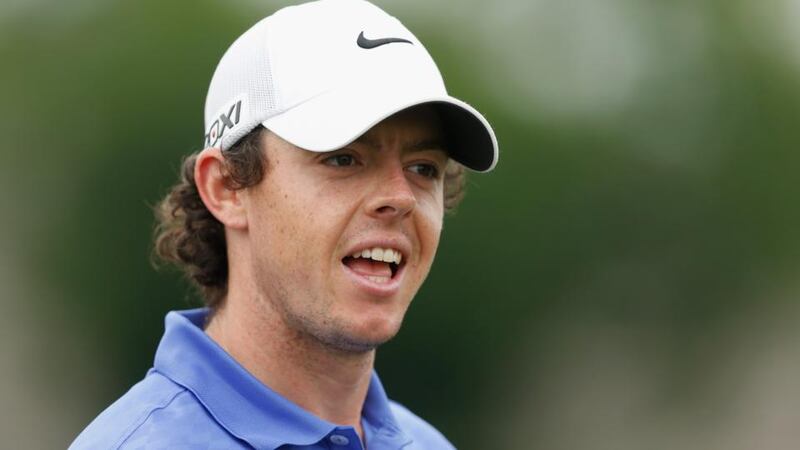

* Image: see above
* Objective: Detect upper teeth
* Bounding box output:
[351,247,403,265]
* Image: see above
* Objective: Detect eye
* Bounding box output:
[407,163,440,179]
[323,153,358,167]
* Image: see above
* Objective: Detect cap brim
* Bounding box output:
[262,84,498,172]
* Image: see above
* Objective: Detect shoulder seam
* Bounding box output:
[112,387,188,450]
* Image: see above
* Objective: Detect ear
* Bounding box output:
[194,147,248,230]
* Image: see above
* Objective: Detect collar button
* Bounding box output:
[329,434,350,446]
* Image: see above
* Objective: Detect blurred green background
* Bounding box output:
[3,0,800,448]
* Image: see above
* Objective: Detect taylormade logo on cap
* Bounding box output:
[202,0,499,172]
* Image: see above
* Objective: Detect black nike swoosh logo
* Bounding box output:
[357,31,413,49]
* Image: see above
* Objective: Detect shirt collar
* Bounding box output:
[153,308,412,450]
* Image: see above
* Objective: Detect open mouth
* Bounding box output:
[342,247,404,285]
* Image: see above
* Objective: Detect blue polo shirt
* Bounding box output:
[69,309,455,449]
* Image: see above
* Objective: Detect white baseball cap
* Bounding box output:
[203,0,498,172]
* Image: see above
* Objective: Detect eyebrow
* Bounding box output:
[354,136,448,153]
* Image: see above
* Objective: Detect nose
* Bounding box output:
[365,166,416,220]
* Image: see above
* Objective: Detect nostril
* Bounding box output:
[367,182,416,217]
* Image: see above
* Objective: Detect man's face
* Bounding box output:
[242,106,448,352]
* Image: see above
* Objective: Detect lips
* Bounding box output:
[343,258,394,283]
[341,244,409,294]
[342,246,404,283]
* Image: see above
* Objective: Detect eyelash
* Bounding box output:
[322,153,358,167]
[407,163,440,179]
[321,153,441,179]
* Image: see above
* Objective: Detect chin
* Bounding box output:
[318,318,403,354]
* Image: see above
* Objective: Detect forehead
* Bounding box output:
[353,105,446,151]
[261,104,447,158]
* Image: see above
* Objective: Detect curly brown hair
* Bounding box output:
[153,126,467,310]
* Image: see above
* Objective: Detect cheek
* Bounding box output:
[249,178,350,265]
[415,195,444,261]
[246,183,306,262]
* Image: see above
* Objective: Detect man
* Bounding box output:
[70,0,497,448]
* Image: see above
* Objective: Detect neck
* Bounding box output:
[205,287,374,437]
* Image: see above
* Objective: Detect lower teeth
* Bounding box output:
[367,275,390,284]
